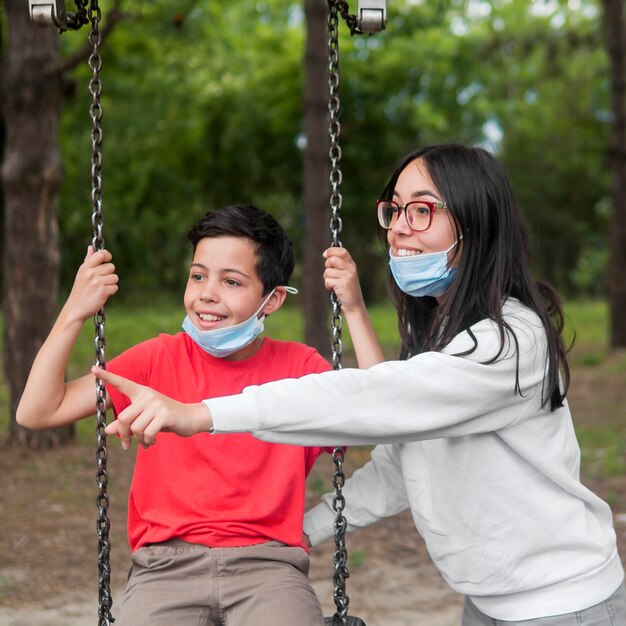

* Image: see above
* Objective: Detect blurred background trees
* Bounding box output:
[1,0,623,446]
[54,0,615,297]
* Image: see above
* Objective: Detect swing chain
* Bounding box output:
[66,0,90,30]
[88,2,113,624]
[328,0,344,373]
[327,3,351,625]
[335,0,360,35]
[329,447,352,625]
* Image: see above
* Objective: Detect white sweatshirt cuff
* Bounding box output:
[204,394,260,434]
[303,502,336,546]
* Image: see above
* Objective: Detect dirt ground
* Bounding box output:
[1,357,625,626]
[0,444,464,626]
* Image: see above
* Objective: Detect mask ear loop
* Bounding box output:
[445,234,463,254]
[446,234,464,268]
[256,286,299,319]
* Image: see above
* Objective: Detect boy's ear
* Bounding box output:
[261,287,288,317]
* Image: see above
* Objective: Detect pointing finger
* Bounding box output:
[92,366,139,397]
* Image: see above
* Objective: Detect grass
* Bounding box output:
[1,298,625,477]
[562,301,626,477]
[564,300,611,367]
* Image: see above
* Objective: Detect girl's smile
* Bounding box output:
[394,247,423,256]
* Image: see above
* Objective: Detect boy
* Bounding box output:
[17,204,331,625]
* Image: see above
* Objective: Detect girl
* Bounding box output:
[101,144,626,625]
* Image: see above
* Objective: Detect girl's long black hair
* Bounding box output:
[380,144,570,411]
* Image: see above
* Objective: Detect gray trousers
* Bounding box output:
[116,539,324,626]
[462,582,626,626]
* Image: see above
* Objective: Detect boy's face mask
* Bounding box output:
[182,287,297,358]
[182,290,273,358]
[388,239,460,298]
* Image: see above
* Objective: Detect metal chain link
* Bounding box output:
[67,0,90,31]
[88,2,113,623]
[335,0,363,35]
[327,3,350,625]
[329,447,351,625]
[328,0,344,373]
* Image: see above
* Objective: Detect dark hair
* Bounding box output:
[379,143,570,411]
[188,204,295,295]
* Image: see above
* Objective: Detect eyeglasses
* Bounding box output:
[376,199,448,232]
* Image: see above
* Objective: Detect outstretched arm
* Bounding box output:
[323,247,384,368]
[97,367,210,449]
[16,248,119,429]
[97,302,547,449]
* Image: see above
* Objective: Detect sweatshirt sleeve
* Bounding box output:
[304,443,410,545]
[207,304,548,447]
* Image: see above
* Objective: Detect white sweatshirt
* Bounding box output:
[207,299,624,620]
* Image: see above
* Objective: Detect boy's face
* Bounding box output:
[184,235,267,339]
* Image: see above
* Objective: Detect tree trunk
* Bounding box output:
[1,0,73,447]
[0,18,5,302]
[303,0,332,359]
[602,0,626,349]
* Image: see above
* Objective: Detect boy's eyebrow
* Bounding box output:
[190,262,251,279]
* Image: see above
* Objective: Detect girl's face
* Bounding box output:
[387,158,458,259]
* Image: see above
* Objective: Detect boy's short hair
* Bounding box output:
[188,204,295,295]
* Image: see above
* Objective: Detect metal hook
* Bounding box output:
[356,0,387,33]
[28,0,68,29]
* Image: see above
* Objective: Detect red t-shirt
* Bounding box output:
[107,334,332,553]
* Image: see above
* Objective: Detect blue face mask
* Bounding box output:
[182,287,297,358]
[388,240,460,298]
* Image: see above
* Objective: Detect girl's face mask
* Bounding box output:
[388,240,460,298]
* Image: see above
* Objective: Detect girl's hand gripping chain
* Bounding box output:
[323,246,366,314]
[323,246,385,368]
[94,367,212,449]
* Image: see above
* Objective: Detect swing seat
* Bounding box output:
[324,616,367,626]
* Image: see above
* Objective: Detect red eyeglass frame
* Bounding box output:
[376,199,448,232]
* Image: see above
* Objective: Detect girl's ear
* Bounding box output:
[261,287,287,317]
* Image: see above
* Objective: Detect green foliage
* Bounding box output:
[59,0,306,294]
[570,238,610,297]
[459,0,609,293]
[54,0,610,300]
